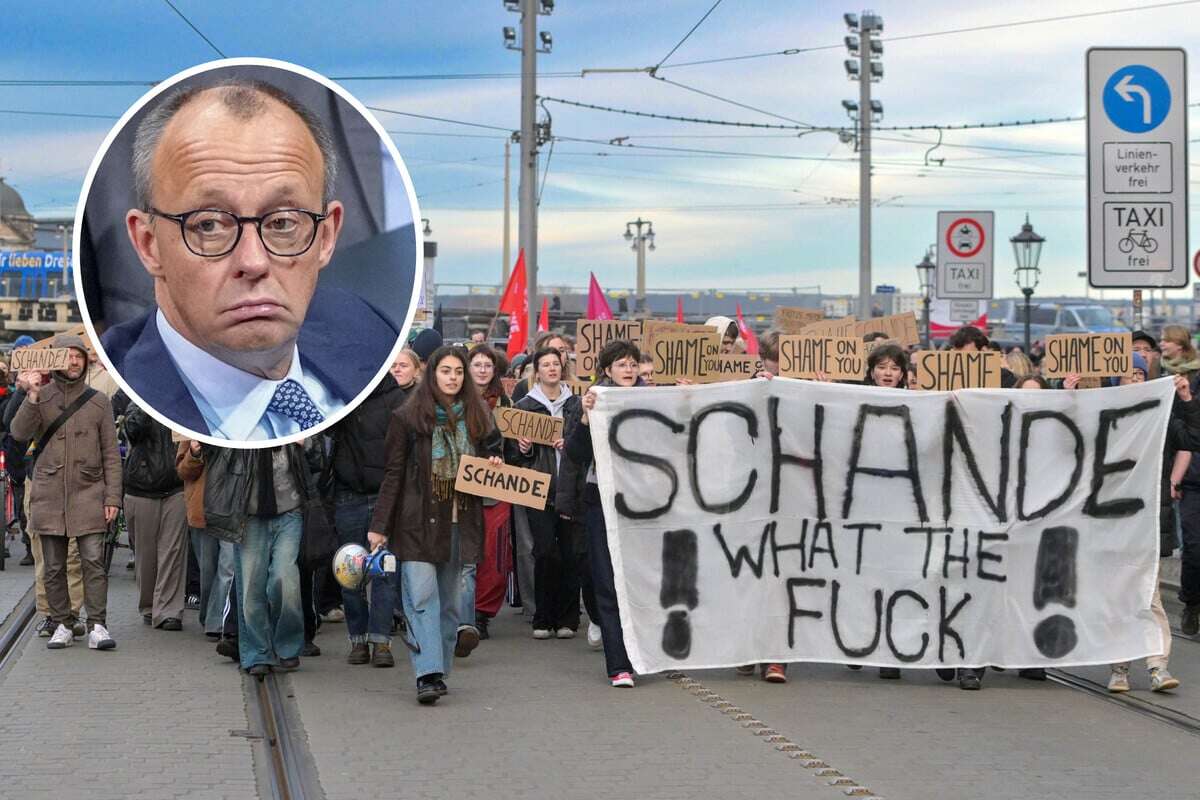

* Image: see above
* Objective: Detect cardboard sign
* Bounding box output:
[500,377,518,398]
[1041,333,1132,379]
[773,307,825,333]
[454,455,551,510]
[641,320,712,350]
[11,347,71,372]
[912,350,1002,390]
[863,337,899,355]
[30,324,93,354]
[703,354,764,383]
[493,406,565,446]
[650,332,722,383]
[564,378,593,398]
[800,316,857,338]
[575,320,642,376]
[855,312,921,347]
[778,335,864,381]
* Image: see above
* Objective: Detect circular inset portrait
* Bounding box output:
[74,57,420,446]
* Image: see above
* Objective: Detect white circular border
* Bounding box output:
[72,57,423,450]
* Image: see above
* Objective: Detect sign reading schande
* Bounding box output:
[588,378,1172,673]
[936,211,994,300]
[1088,49,1188,288]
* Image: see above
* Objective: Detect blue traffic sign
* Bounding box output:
[1102,64,1171,133]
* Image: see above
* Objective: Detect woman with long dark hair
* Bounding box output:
[564,339,643,687]
[368,346,502,705]
[466,345,513,641]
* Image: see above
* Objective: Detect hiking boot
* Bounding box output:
[1182,604,1200,637]
[371,642,394,668]
[37,617,55,638]
[46,624,73,649]
[416,675,441,705]
[455,625,480,657]
[1150,667,1180,692]
[1107,666,1130,693]
[87,624,116,650]
[347,643,370,665]
[216,638,239,661]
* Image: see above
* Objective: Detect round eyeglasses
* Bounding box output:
[150,207,328,258]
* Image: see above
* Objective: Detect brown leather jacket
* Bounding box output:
[368,409,502,564]
[12,372,122,537]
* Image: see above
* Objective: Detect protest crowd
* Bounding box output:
[3,306,1197,704]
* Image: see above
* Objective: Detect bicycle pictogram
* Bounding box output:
[1117,228,1158,254]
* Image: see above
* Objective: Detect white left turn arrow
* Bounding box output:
[1115,73,1152,125]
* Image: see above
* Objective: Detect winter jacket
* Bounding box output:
[368,409,503,564]
[200,444,311,544]
[329,376,408,496]
[506,388,583,511]
[11,349,123,537]
[123,402,184,498]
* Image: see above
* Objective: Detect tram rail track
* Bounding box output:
[0,584,37,672]
[245,670,319,800]
[1047,661,1200,738]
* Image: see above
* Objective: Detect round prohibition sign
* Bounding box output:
[946,217,986,258]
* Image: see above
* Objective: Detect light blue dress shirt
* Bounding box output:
[156,310,345,440]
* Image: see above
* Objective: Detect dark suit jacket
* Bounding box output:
[100,285,400,435]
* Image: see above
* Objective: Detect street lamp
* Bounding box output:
[1011,213,1045,353]
[915,249,935,347]
[623,218,655,315]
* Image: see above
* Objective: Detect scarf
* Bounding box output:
[432,401,472,502]
[1161,354,1200,376]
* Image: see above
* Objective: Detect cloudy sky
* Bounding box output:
[3,0,1198,298]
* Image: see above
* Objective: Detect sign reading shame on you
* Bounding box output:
[588,378,1171,673]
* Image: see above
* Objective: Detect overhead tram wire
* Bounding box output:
[366,106,513,132]
[655,0,725,70]
[160,0,226,58]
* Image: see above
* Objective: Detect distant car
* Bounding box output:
[988,302,1125,349]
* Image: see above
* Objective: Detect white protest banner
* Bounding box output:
[588,378,1171,674]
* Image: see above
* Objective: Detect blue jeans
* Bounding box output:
[192,528,236,635]
[400,524,462,680]
[234,510,305,670]
[333,490,397,644]
[458,563,477,629]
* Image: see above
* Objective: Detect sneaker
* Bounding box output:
[532,628,552,640]
[19,552,34,566]
[371,642,395,668]
[347,643,370,665]
[1107,666,1131,693]
[300,641,321,657]
[735,664,757,676]
[87,624,116,651]
[158,617,182,631]
[37,617,55,638]
[475,614,490,641]
[46,624,73,649]
[320,608,346,624]
[184,594,201,611]
[1182,604,1200,637]
[142,614,152,626]
[611,671,635,688]
[763,664,788,683]
[957,671,982,691]
[587,621,603,649]
[126,558,134,571]
[555,627,576,639]
[71,621,86,638]
[434,678,449,697]
[1150,667,1180,692]
[455,625,480,657]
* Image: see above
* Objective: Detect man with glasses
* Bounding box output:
[102,79,399,440]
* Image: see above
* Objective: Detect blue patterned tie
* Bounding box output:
[266,379,325,430]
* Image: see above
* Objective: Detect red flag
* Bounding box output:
[676,296,684,323]
[498,250,526,315]
[537,297,550,333]
[500,250,528,360]
[587,273,614,321]
[735,303,759,355]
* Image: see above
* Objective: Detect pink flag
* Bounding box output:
[587,273,614,320]
[537,297,550,333]
[676,296,684,323]
[735,303,760,355]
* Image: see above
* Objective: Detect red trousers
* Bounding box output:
[476,501,512,618]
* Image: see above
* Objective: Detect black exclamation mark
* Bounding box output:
[1032,526,1079,659]
[660,529,699,660]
